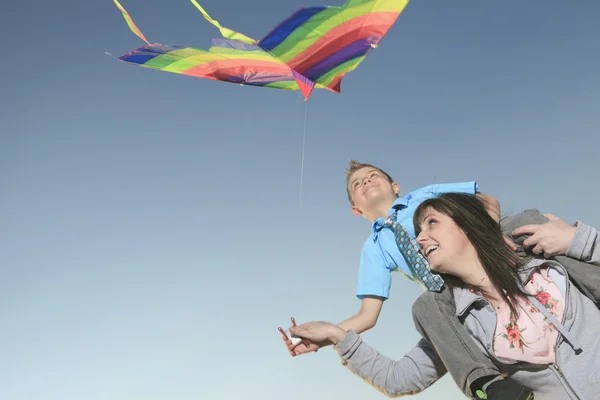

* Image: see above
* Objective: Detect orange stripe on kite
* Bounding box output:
[180,60,294,79]
[288,12,398,71]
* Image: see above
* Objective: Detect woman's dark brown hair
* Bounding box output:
[413,192,526,317]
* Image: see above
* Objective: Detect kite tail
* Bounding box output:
[189,0,256,44]
[113,0,151,45]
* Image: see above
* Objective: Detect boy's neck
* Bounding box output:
[367,200,396,222]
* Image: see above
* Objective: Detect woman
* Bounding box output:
[288,193,600,399]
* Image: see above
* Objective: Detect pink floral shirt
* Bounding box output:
[492,267,565,364]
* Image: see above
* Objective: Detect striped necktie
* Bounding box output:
[383,211,445,291]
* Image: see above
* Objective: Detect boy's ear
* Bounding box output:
[392,182,400,195]
[351,206,363,217]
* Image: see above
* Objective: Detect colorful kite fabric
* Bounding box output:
[113,0,409,100]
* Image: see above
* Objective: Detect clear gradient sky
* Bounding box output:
[2,0,599,399]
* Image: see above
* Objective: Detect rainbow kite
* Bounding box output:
[112,0,409,100]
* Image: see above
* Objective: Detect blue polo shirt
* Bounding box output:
[356,181,479,299]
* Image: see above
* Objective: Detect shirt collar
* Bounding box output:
[371,195,412,241]
[453,288,486,316]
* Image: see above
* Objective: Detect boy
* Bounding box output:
[284,160,532,399]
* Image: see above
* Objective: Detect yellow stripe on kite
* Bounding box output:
[113,0,150,45]
[190,0,256,44]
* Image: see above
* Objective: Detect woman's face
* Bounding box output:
[416,207,476,275]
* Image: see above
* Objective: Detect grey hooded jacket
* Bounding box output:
[332,219,600,399]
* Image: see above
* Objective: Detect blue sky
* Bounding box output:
[2,0,599,399]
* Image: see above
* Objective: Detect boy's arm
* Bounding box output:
[420,181,501,223]
[337,295,384,333]
[566,221,600,266]
[477,193,501,222]
[288,297,384,356]
[340,243,389,334]
[477,192,517,250]
[289,296,384,355]
[510,214,600,265]
[289,237,389,356]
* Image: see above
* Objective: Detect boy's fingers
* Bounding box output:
[503,236,517,250]
[281,323,311,349]
[289,321,311,347]
[289,326,300,335]
[512,224,540,237]
[532,244,544,255]
[522,235,540,248]
[283,336,303,351]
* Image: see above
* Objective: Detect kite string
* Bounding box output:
[299,100,308,206]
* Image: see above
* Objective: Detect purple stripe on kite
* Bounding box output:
[302,37,379,80]
[249,73,296,82]
[291,69,314,87]
[118,44,186,63]
[221,75,245,83]
[210,38,262,51]
[258,6,328,51]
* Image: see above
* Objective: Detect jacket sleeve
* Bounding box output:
[566,221,600,266]
[333,330,447,397]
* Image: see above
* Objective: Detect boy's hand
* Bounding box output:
[512,214,575,258]
[504,235,518,251]
[282,337,321,356]
[279,317,331,356]
[290,321,346,344]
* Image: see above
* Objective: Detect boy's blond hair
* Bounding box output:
[346,160,395,205]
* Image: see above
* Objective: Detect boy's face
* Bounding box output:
[348,167,399,217]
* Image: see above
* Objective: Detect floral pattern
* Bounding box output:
[537,287,560,312]
[493,267,565,364]
[499,313,529,353]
